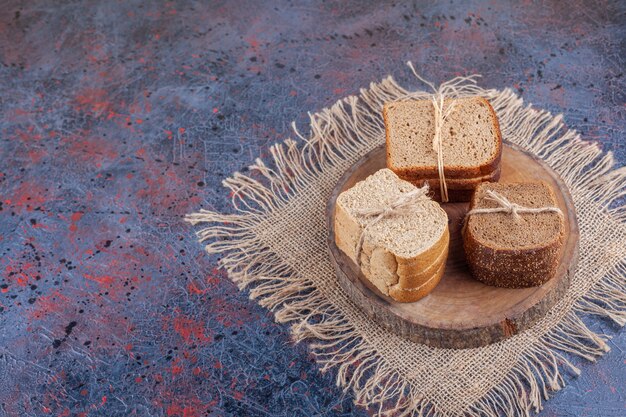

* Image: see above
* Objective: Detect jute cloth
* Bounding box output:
[186,68,626,417]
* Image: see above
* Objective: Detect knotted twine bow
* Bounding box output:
[353,185,430,267]
[406,62,482,202]
[466,189,563,221]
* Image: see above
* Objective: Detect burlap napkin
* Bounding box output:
[186,68,626,417]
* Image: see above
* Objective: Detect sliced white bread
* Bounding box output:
[334,168,449,301]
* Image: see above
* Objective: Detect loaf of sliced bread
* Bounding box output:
[335,168,449,302]
[463,182,564,288]
[384,97,502,179]
[384,96,502,202]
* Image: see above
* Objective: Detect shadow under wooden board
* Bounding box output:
[326,143,579,349]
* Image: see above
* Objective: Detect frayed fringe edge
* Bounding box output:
[185,69,626,417]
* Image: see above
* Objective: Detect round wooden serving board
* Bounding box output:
[327,143,579,349]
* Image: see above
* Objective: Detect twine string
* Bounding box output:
[431,93,456,202]
[466,189,563,222]
[353,185,429,267]
[407,61,482,203]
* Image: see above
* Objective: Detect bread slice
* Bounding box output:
[402,166,501,188]
[384,97,502,180]
[389,258,447,303]
[334,168,449,300]
[414,167,501,192]
[463,182,564,288]
[404,167,501,203]
[360,237,448,299]
[394,234,449,287]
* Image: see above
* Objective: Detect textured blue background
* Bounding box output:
[0,1,624,416]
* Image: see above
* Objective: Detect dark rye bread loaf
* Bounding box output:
[384,97,502,180]
[463,182,565,288]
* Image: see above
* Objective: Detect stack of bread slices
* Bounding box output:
[463,182,565,288]
[333,94,565,303]
[384,97,502,202]
[334,169,449,302]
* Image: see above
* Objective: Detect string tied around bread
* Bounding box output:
[406,62,482,203]
[353,184,430,267]
[466,190,563,222]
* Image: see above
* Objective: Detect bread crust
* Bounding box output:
[396,232,449,289]
[414,167,502,191]
[400,165,501,185]
[416,167,502,202]
[464,236,562,271]
[384,97,503,179]
[388,259,446,302]
[465,257,560,288]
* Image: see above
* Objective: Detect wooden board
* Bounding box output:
[326,143,579,349]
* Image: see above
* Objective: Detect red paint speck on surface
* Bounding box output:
[69,212,84,233]
[64,135,119,165]
[187,282,205,295]
[16,126,43,142]
[7,181,48,212]
[83,274,114,286]
[173,315,211,344]
[74,88,112,116]
[246,37,260,49]
[182,406,198,417]
[29,290,71,321]
[166,404,181,416]
[28,148,47,163]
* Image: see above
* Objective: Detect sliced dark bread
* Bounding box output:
[384,97,502,179]
[463,182,564,288]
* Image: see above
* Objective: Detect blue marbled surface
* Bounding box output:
[0,1,624,416]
